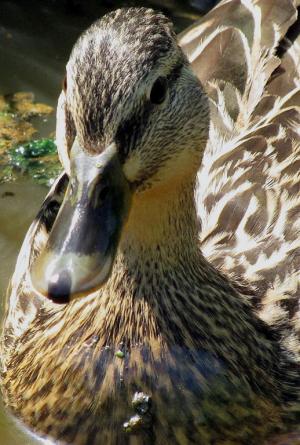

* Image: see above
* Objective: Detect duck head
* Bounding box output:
[31,8,210,303]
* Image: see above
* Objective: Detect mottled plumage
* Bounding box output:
[1,2,300,445]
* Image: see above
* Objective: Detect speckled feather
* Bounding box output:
[183,0,300,361]
[1,3,300,445]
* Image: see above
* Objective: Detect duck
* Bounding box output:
[1,1,300,444]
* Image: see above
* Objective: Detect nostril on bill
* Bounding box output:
[48,270,72,304]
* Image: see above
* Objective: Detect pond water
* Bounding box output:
[0,1,299,445]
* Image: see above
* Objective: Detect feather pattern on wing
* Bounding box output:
[180,0,300,358]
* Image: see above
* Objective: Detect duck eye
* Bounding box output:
[150,77,167,105]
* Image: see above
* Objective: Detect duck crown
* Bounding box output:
[66,8,184,150]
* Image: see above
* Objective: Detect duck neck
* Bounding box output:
[100,178,278,370]
[100,177,215,345]
[103,176,228,323]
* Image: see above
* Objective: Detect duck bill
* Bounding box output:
[30,141,132,304]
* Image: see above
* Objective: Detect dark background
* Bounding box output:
[0,0,218,106]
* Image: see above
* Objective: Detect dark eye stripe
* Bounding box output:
[116,62,184,158]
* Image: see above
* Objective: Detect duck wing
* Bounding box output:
[180,0,300,338]
[2,173,68,360]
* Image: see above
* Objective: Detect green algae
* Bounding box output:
[0,138,61,187]
[7,139,61,186]
[0,93,60,186]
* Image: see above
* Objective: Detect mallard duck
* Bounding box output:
[1,1,300,444]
